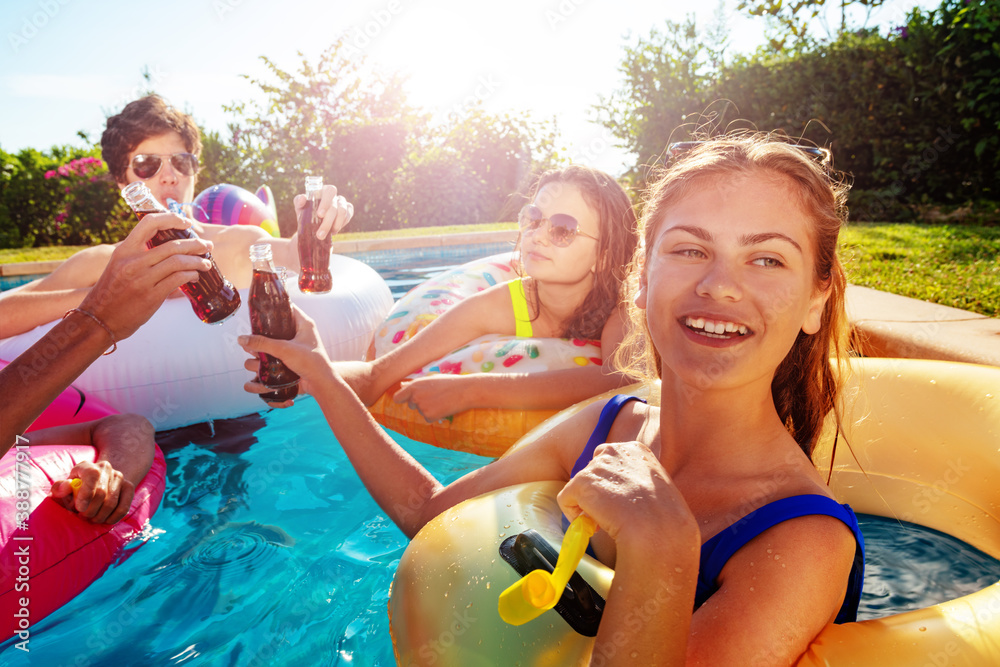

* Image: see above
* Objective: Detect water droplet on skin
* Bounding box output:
[919,626,927,632]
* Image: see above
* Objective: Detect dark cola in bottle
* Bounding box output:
[296,175,332,293]
[249,243,299,402]
[120,181,241,324]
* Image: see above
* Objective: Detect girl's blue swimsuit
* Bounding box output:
[569,394,865,624]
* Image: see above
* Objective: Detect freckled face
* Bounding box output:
[117,131,197,208]
[519,182,600,287]
[636,173,829,388]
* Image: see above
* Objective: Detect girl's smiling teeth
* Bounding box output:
[684,316,751,338]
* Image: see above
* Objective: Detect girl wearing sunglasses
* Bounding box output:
[248,165,640,423]
[240,134,861,664]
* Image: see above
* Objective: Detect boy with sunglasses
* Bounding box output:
[0,95,353,339]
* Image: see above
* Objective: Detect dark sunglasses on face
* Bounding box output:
[130,152,199,179]
[518,204,599,248]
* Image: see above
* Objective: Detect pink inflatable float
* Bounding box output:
[0,361,166,641]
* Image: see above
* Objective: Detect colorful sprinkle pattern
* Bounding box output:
[373,254,603,378]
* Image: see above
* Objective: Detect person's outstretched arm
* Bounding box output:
[0,212,215,456]
[0,244,117,339]
[389,305,632,421]
[239,305,586,537]
[25,413,156,525]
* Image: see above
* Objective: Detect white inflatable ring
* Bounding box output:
[0,254,393,431]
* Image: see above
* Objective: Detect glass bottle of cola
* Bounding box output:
[296,175,332,293]
[249,242,299,402]
[121,181,241,324]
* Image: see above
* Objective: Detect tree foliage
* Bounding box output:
[208,39,560,234]
[736,0,888,49]
[596,0,1000,219]
[0,39,562,247]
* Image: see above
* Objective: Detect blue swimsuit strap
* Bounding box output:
[570,394,646,478]
[567,396,865,623]
[698,494,866,624]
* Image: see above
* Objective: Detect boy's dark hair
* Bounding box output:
[101,95,202,184]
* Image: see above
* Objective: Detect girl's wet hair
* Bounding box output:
[515,165,638,341]
[617,134,851,455]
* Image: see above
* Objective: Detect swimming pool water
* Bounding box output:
[5,396,998,665]
[3,244,999,664]
[347,242,512,300]
[2,399,490,666]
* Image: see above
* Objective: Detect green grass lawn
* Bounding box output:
[3,222,997,318]
[840,223,999,318]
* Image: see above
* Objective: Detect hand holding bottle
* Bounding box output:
[121,181,241,323]
[248,243,299,403]
[79,211,216,341]
[239,304,331,407]
[292,183,353,241]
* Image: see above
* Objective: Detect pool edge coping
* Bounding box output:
[2,230,997,368]
[0,230,520,277]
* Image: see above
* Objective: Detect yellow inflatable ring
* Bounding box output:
[388,358,1000,665]
[369,253,604,458]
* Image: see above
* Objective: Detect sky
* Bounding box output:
[1,0,937,177]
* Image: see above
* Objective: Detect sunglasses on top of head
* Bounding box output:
[667,141,832,165]
[130,152,199,180]
[518,204,599,248]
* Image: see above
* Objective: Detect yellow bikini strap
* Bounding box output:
[509,278,533,338]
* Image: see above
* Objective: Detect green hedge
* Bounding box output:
[0,147,132,248]
[597,0,1000,219]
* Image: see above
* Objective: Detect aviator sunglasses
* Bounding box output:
[518,204,598,247]
[130,152,199,180]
